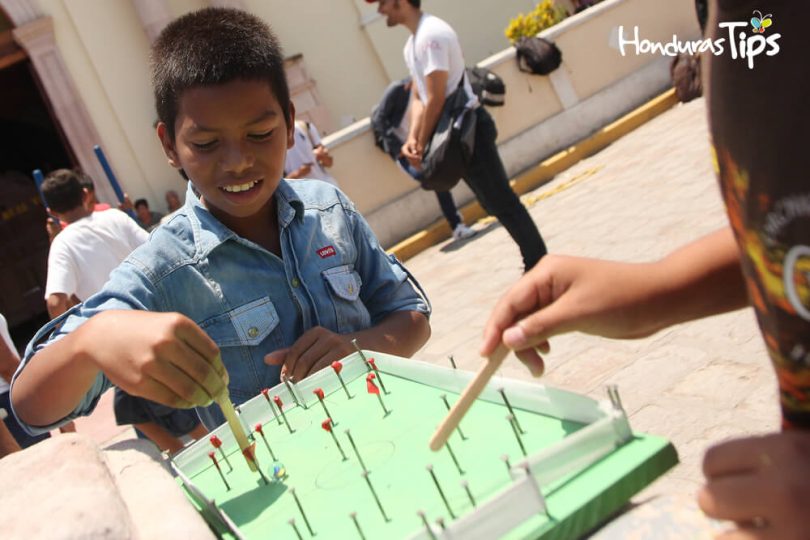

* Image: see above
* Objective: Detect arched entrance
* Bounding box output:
[0,9,73,345]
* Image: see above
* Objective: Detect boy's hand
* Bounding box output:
[480,255,658,377]
[698,431,810,539]
[401,136,423,168]
[263,326,355,382]
[85,311,227,408]
[313,145,333,168]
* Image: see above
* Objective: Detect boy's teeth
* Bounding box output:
[222,180,257,193]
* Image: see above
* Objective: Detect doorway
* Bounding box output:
[0,33,74,349]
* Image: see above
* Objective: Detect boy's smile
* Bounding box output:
[157,79,294,238]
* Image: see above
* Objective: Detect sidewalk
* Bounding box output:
[403,97,779,499]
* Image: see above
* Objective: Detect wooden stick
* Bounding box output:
[429,344,509,451]
[215,390,258,472]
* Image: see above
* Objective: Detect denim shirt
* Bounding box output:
[13,179,430,432]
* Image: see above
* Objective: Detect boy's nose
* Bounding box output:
[220,142,254,175]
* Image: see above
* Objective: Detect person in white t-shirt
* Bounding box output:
[40,169,207,453]
[284,120,339,186]
[369,0,548,271]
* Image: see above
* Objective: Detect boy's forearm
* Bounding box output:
[644,227,748,333]
[352,310,431,358]
[11,322,101,428]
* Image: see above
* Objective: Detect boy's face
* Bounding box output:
[157,79,294,223]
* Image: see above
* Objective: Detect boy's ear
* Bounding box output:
[286,101,296,150]
[156,122,182,169]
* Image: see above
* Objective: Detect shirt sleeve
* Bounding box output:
[343,193,430,323]
[11,260,160,435]
[44,238,78,299]
[420,34,451,76]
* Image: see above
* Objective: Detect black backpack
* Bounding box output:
[466,66,506,107]
[515,36,562,75]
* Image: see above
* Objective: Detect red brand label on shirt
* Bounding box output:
[318,246,336,258]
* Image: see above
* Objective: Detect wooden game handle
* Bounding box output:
[429,344,510,451]
[215,391,258,472]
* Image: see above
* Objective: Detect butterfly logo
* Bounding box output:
[751,10,773,33]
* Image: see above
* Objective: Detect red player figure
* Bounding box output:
[367,373,390,416]
[208,451,231,491]
[321,418,347,460]
[366,358,389,394]
[209,434,232,471]
[331,360,353,399]
[242,444,270,485]
[313,388,336,424]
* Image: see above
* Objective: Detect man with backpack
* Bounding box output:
[369,0,548,271]
[371,77,475,241]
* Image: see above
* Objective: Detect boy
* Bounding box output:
[11,7,430,433]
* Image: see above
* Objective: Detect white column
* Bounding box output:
[130,0,173,44]
[0,0,41,25]
[12,17,117,204]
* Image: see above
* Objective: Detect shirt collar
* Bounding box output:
[183,179,305,257]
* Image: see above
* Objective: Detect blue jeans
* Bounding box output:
[464,108,547,270]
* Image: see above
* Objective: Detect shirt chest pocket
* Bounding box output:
[200,297,280,348]
[322,265,370,332]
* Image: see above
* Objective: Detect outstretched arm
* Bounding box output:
[12,310,228,429]
[481,227,747,374]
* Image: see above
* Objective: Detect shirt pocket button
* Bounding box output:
[248,326,259,338]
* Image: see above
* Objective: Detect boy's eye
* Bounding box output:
[249,129,273,141]
[191,140,217,150]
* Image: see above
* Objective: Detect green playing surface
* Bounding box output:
[177,357,677,540]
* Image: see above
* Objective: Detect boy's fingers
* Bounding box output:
[175,316,224,379]
[291,339,332,382]
[146,360,213,406]
[264,348,289,366]
[514,348,545,377]
[698,473,772,522]
[168,340,226,399]
[139,377,195,409]
[703,436,769,479]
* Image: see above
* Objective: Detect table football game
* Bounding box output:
[172,351,677,540]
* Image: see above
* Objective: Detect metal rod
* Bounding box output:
[417,510,437,540]
[350,512,366,540]
[426,464,455,519]
[498,387,525,434]
[290,488,315,535]
[288,518,304,540]
[345,429,368,473]
[440,394,467,440]
[507,414,527,457]
[361,471,389,522]
[461,479,476,507]
[446,440,465,475]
